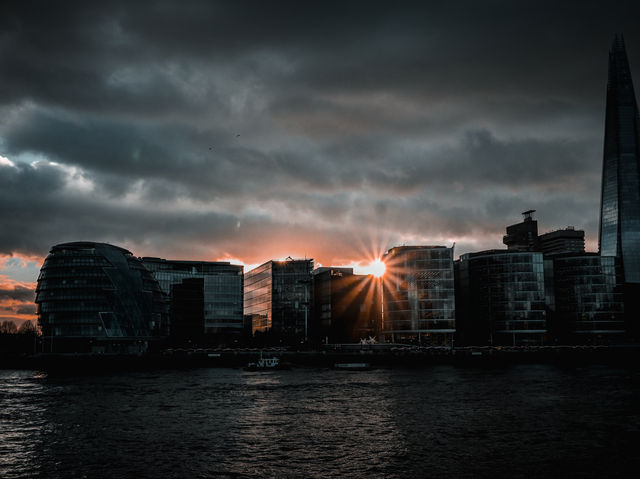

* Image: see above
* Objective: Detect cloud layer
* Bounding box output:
[1,0,639,288]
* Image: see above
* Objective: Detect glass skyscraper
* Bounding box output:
[599,35,640,284]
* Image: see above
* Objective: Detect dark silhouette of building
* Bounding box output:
[382,246,455,345]
[170,278,205,346]
[503,210,539,251]
[539,227,585,256]
[312,267,381,343]
[550,253,625,344]
[456,250,547,346]
[35,242,167,353]
[244,258,313,342]
[141,258,244,345]
[599,35,640,285]
[503,212,585,256]
[459,206,623,346]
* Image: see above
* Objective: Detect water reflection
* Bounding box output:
[0,371,47,478]
[1,365,638,478]
[233,369,407,477]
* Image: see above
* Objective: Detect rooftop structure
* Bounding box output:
[503,210,539,251]
[538,227,585,256]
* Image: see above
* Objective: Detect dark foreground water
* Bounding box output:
[1,365,639,478]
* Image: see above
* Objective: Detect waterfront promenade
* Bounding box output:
[2,344,638,371]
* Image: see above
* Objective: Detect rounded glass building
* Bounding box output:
[36,242,167,353]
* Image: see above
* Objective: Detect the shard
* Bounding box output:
[599,35,640,284]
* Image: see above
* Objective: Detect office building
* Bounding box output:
[503,212,585,256]
[381,246,455,345]
[244,258,313,341]
[142,258,243,344]
[312,267,381,343]
[503,210,539,251]
[539,227,585,256]
[170,278,205,345]
[551,253,625,343]
[35,242,167,353]
[456,250,547,346]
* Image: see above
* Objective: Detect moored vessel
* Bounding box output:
[245,353,290,371]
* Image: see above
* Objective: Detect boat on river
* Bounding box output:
[245,353,290,371]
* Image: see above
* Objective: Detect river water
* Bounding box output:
[1,364,639,478]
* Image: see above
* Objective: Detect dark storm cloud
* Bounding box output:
[413,129,596,189]
[0,161,239,256]
[3,1,639,112]
[1,106,598,201]
[1,0,639,265]
[0,284,34,302]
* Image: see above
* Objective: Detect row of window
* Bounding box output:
[385,290,455,301]
[386,311,456,320]
[38,271,113,280]
[382,319,456,331]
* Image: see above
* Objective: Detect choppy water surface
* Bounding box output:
[1,364,639,478]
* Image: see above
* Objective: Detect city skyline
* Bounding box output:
[2,1,640,327]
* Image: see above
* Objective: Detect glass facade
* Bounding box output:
[35,242,167,353]
[599,35,640,284]
[244,259,313,340]
[382,246,455,345]
[552,254,625,342]
[244,261,273,334]
[457,250,547,346]
[141,258,243,338]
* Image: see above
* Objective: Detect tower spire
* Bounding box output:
[599,35,640,282]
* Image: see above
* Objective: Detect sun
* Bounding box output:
[365,259,386,278]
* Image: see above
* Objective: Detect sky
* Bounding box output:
[1,0,640,326]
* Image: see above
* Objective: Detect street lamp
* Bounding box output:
[297,278,311,342]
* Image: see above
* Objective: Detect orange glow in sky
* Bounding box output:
[362,259,386,278]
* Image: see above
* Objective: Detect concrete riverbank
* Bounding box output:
[2,345,639,372]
